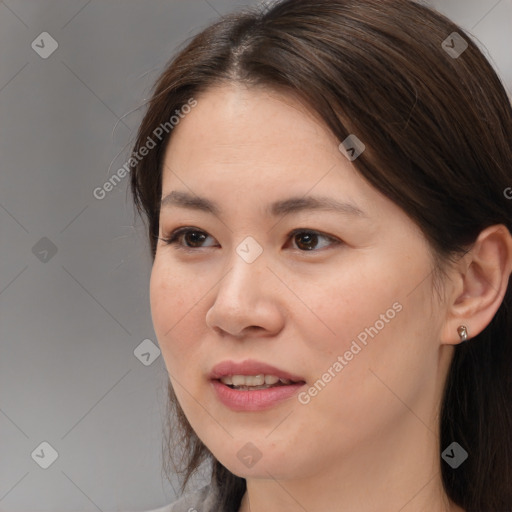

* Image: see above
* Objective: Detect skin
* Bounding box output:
[150,83,512,512]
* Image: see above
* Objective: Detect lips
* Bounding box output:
[209,359,306,383]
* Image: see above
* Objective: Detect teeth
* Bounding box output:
[220,374,293,386]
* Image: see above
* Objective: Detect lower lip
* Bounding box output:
[211,379,306,411]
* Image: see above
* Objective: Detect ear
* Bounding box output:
[441,224,512,345]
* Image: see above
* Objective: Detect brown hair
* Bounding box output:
[129,1,512,510]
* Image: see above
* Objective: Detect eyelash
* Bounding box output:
[159,227,342,253]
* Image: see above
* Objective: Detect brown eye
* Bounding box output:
[294,232,318,250]
[182,230,208,247]
[289,229,341,251]
[160,228,216,249]
[160,227,341,253]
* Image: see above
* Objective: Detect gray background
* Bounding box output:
[1,1,511,511]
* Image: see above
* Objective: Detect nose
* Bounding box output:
[205,247,284,338]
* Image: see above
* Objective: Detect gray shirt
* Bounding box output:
[149,483,221,512]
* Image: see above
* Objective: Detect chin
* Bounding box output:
[215,448,300,481]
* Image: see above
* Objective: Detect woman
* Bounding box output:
[130,0,512,510]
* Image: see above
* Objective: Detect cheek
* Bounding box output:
[292,251,433,404]
[295,252,436,419]
[149,258,203,370]
[293,255,403,360]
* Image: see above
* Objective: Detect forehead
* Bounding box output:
[165,84,336,160]
[158,83,410,230]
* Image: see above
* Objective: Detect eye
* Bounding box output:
[159,227,217,250]
[286,229,341,251]
[159,227,341,252]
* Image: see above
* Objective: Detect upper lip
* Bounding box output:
[209,359,306,383]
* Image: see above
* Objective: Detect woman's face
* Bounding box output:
[150,84,455,480]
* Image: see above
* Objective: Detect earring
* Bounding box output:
[457,325,468,342]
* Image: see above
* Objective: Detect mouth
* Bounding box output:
[215,375,305,390]
[209,359,307,410]
[209,359,306,389]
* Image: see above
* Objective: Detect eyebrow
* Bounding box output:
[160,190,367,218]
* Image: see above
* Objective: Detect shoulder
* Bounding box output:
[147,483,219,512]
